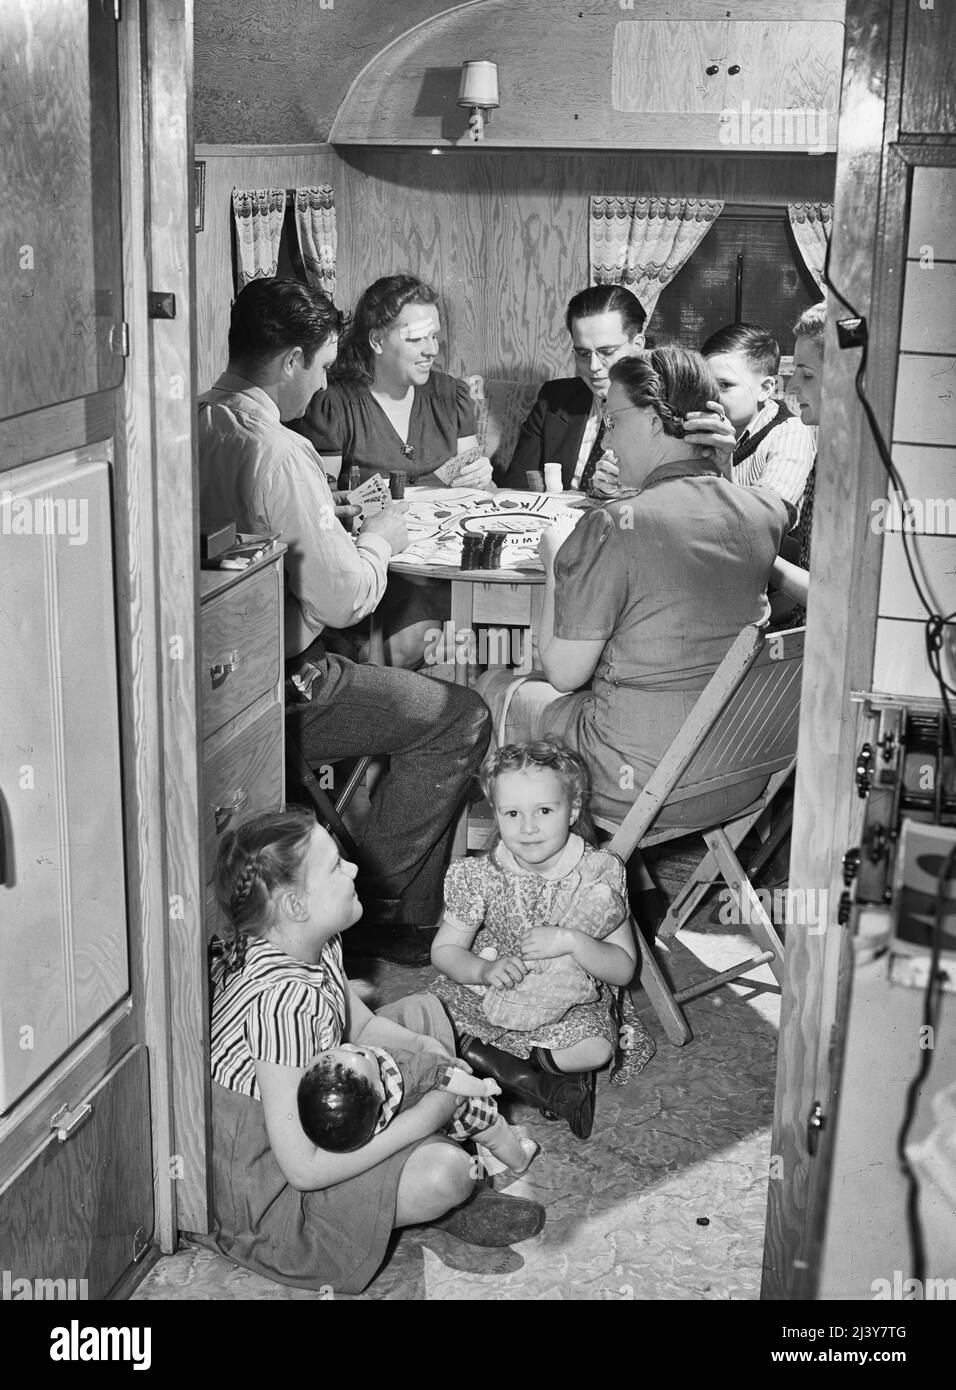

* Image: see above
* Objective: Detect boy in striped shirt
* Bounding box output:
[702,321,815,518]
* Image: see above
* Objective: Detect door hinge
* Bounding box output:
[109,321,130,357]
[114,0,122,21]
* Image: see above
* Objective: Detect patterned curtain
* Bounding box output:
[788,202,833,289]
[232,188,286,291]
[293,186,337,297]
[589,196,724,321]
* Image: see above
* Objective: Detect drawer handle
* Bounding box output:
[215,787,248,833]
[210,650,243,684]
[51,1102,93,1143]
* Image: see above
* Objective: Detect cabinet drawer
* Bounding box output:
[202,703,284,871]
[0,1046,153,1299]
[200,565,281,736]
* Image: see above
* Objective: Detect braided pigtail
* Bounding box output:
[608,343,721,444]
[213,806,317,977]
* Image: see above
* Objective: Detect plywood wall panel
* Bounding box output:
[194,147,343,390]
[196,143,834,391]
[335,147,837,382]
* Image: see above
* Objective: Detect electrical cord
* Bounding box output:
[822,229,956,1289]
[893,841,955,1284]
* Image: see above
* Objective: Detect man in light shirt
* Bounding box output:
[199,279,491,965]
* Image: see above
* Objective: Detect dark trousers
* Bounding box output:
[287,654,491,924]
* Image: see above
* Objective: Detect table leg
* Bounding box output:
[368,607,386,667]
[450,579,475,857]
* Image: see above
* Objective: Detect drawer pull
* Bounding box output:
[210,650,243,684]
[51,1102,93,1143]
[215,787,248,832]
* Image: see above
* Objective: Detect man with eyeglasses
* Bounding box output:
[499,286,646,492]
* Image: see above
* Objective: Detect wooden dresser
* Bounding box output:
[198,546,287,938]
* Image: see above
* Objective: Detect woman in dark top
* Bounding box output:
[292,275,493,489]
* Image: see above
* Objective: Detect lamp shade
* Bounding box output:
[458,60,499,109]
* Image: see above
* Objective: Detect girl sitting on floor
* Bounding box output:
[197,807,544,1295]
[430,740,655,1141]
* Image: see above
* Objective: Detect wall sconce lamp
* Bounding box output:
[458,61,499,142]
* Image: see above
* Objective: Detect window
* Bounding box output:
[650,209,822,355]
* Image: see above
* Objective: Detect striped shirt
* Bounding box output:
[210,935,348,1099]
[732,398,816,513]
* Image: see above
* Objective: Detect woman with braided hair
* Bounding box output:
[477,345,791,829]
[198,807,544,1293]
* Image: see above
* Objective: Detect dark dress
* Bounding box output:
[290,371,476,483]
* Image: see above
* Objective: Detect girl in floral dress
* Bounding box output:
[431,741,655,1139]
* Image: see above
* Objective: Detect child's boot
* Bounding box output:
[459,1036,595,1140]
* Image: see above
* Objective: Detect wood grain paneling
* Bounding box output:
[146,1,206,1234]
[613,20,843,123]
[0,1047,153,1300]
[330,0,844,150]
[195,143,834,394]
[901,0,956,135]
[2,1,123,419]
[334,146,837,381]
[194,147,342,391]
[115,0,178,1253]
[200,565,281,735]
[0,396,115,474]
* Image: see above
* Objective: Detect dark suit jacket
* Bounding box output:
[497,377,596,490]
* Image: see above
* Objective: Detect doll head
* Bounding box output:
[297,1045,386,1152]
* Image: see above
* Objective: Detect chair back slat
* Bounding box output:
[676,654,802,791]
[604,626,805,856]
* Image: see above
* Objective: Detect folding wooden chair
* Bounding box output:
[594,625,805,1045]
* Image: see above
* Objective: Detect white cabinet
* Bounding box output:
[0,445,129,1114]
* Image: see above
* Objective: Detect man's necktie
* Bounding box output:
[578,419,607,494]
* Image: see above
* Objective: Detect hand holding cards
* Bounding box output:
[433,446,495,491]
[346,473,391,518]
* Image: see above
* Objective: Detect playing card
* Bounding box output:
[433,446,482,486]
[346,473,391,517]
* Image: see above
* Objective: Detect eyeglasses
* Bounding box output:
[601,404,643,432]
[571,342,631,364]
